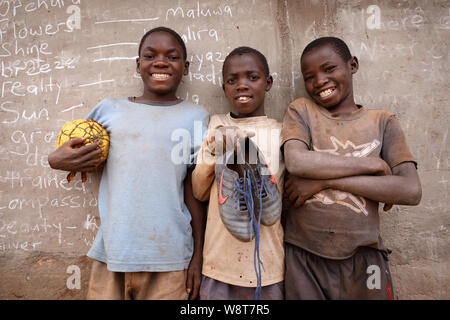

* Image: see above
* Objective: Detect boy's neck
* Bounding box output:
[230,112,266,119]
[230,104,266,119]
[327,104,358,116]
[130,96,183,106]
[132,91,183,105]
[325,94,358,116]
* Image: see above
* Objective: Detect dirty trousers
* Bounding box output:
[86,259,189,300]
[285,243,394,300]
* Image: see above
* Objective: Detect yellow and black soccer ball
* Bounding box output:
[56,119,109,182]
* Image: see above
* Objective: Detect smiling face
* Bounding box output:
[301,44,358,114]
[136,31,189,102]
[222,53,273,118]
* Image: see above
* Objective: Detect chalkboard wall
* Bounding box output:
[0,0,448,299]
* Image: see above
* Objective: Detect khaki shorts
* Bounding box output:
[285,243,394,300]
[87,259,189,300]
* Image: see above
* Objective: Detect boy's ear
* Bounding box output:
[265,75,273,91]
[136,57,141,74]
[349,56,359,74]
[183,61,190,76]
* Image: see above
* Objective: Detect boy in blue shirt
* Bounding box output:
[48,27,208,299]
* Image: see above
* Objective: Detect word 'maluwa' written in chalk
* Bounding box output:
[165,2,232,20]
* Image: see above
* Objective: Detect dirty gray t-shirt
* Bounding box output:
[86,98,209,271]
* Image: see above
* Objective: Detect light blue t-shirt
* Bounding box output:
[86,98,209,272]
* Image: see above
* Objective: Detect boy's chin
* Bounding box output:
[311,97,335,109]
[146,87,178,97]
[232,103,265,117]
[233,109,258,118]
[310,97,324,107]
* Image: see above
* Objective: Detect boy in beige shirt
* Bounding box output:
[192,47,285,299]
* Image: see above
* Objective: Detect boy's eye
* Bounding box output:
[226,78,236,84]
[325,66,336,72]
[249,75,259,81]
[169,56,180,61]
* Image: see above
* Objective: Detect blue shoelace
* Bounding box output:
[234,177,249,211]
[233,169,265,300]
[253,166,271,198]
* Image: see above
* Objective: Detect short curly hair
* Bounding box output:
[138,26,187,60]
[301,37,352,62]
[222,46,270,77]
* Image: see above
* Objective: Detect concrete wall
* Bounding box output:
[0,0,448,299]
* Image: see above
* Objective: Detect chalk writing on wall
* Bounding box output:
[0,0,239,254]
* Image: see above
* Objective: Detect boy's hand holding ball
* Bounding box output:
[50,119,110,183]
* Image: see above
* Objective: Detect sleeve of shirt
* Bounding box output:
[280,99,312,150]
[85,99,109,124]
[381,114,418,169]
[192,115,221,201]
[188,109,210,171]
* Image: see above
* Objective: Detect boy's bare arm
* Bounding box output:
[286,162,421,207]
[184,169,206,300]
[284,139,391,179]
[48,138,103,172]
[192,151,215,201]
[192,156,216,201]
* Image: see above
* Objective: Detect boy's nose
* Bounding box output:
[236,81,249,91]
[314,74,328,87]
[153,57,169,67]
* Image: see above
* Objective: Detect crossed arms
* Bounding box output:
[283,139,422,208]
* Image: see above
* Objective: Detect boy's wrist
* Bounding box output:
[47,152,58,169]
[372,158,392,176]
[192,247,203,258]
[355,157,389,176]
[192,236,204,254]
[322,179,335,190]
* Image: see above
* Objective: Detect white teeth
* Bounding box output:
[319,88,334,98]
[152,73,170,79]
[237,96,250,101]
